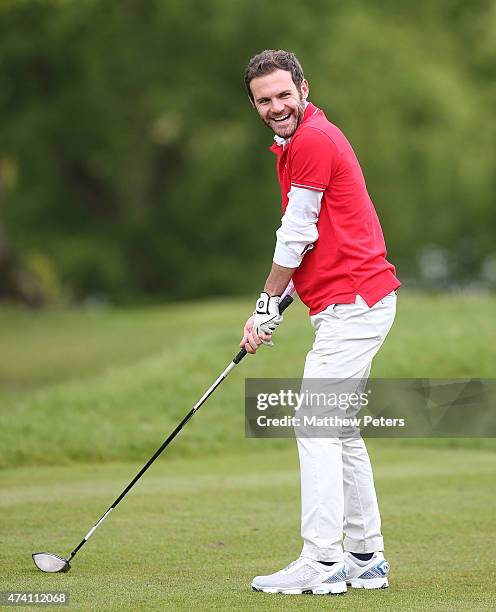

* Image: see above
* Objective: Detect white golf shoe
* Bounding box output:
[344,551,389,589]
[251,557,348,595]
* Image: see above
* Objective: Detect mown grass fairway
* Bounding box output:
[1,292,495,610]
[1,448,495,610]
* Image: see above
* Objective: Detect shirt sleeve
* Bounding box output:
[288,127,337,192]
[273,186,323,268]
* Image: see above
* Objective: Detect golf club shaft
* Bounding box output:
[66,293,294,563]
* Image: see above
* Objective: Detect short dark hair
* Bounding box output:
[244,50,305,102]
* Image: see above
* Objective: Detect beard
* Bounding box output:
[265,96,307,139]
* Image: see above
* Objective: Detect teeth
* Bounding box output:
[274,114,290,122]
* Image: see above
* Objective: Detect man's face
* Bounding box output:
[249,69,309,139]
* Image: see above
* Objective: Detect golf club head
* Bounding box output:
[32,552,71,573]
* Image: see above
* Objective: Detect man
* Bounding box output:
[240,50,400,595]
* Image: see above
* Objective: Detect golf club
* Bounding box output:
[32,293,294,573]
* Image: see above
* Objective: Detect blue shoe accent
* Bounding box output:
[359,560,389,579]
[323,567,349,584]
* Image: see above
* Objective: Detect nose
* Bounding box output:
[270,98,285,115]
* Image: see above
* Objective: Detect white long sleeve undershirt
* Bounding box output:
[273,185,323,268]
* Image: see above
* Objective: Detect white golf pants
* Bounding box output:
[296,292,396,562]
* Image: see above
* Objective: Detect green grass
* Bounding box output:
[1,292,496,610]
[1,447,495,610]
[1,292,495,468]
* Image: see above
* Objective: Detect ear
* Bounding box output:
[247,94,256,108]
[300,79,309,100]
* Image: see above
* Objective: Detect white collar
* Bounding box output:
[273,134,288,147]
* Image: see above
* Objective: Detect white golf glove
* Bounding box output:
[253,292,283,337]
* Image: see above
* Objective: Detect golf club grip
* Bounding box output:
[233,293,294,364]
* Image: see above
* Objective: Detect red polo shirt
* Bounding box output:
[270,102,400,315]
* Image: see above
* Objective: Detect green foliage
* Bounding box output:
[22,250,63,302]
[0,0,495,301]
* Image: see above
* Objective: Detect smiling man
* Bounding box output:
[254,68,308,138]
[240,50,400,596]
